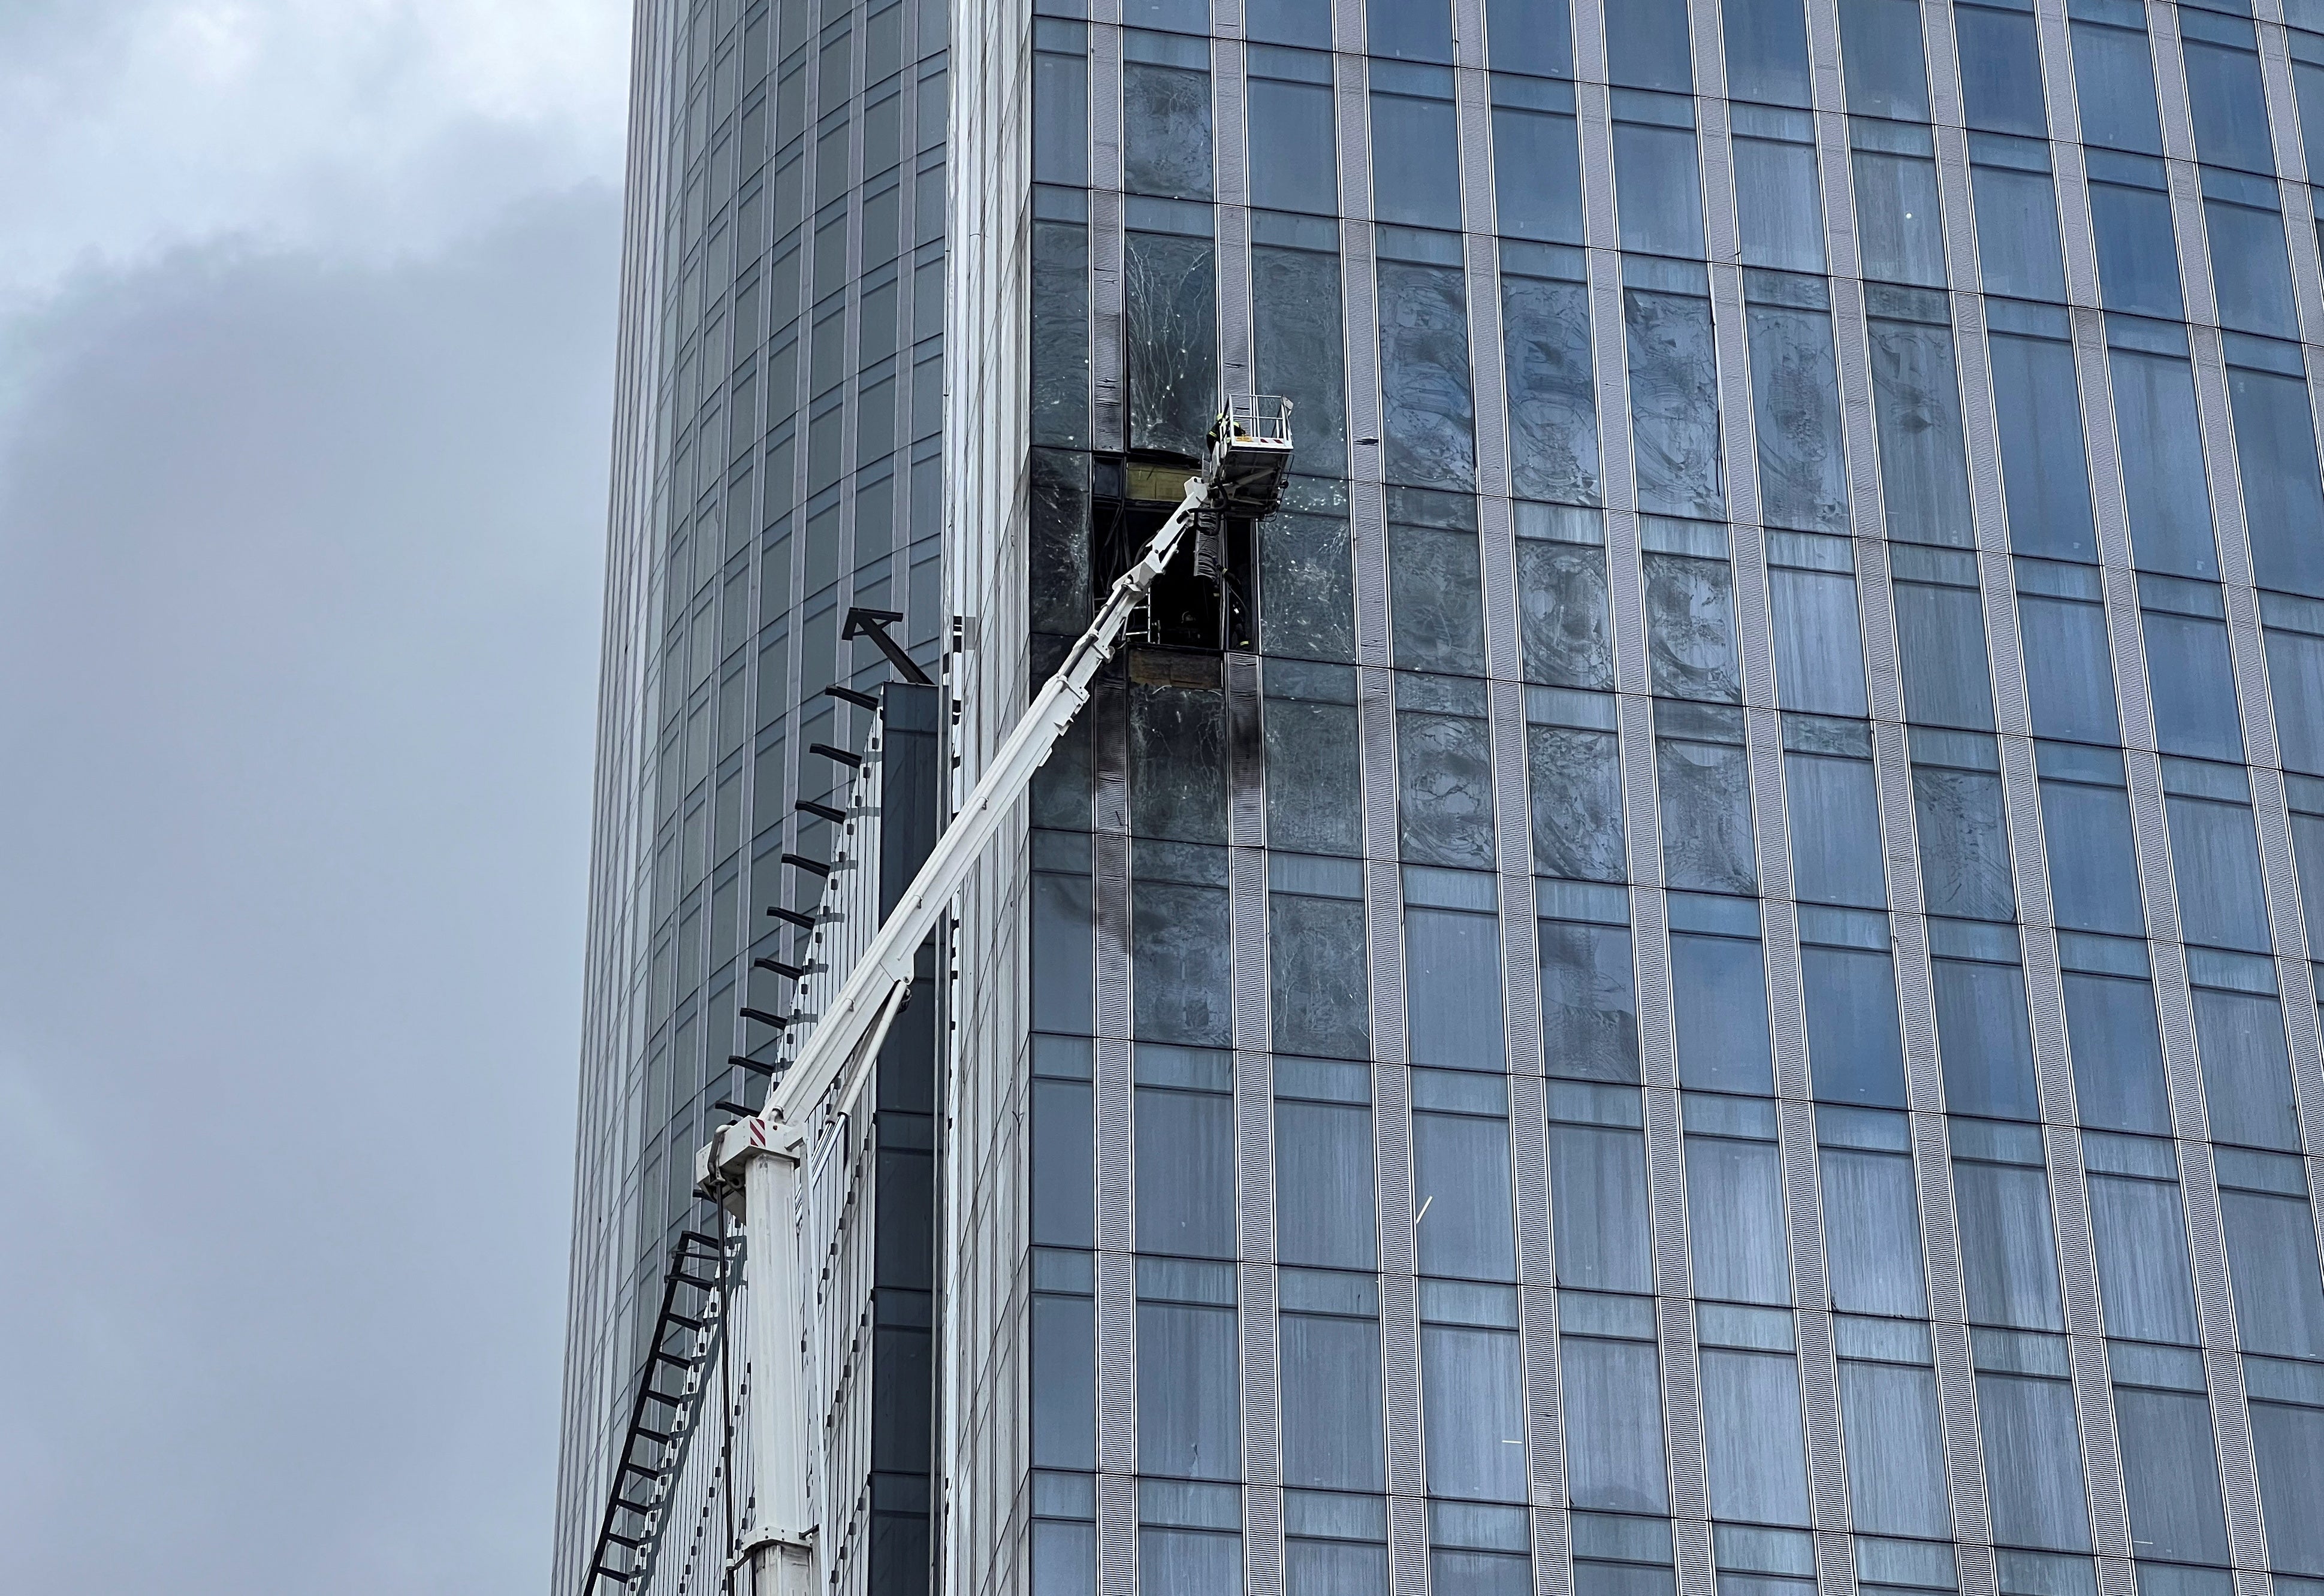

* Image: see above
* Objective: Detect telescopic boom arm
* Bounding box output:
[695,398,1287,1596]
[710,400,1292,1164]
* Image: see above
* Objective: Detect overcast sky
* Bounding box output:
[0,4,632,1589]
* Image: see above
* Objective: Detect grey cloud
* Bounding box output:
[0,184,619,1592]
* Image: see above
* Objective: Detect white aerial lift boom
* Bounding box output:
[696,395,1293,1595]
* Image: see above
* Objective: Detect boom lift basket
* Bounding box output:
[1205,395,1295,519]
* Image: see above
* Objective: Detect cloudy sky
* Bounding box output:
[0,3,632,1588]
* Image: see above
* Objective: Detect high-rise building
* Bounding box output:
[559,0,2324,1593]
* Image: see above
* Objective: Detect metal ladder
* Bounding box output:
[585,1230,734,1592]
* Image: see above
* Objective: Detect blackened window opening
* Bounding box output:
[1092,453,1259,652]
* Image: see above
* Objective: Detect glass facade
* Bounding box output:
[552,0,950,1585]
[967,0,2324,1591]
[566,0,2324,1593]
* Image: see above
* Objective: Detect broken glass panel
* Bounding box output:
[1379,261,1479,491]
[1746,300,1849,533]
[1625,288,1726,521]
[1124,58,1215,200]
[1128,230,1220,458]
[1502,270,1601,504]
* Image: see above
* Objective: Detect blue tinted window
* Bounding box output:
[2071,15,2164,154]
[1972,153,2066,301]
[2065,972,2171,1134]
[1840,0,1931,119]
[1370,0,1454,62]
[1990,328,2093,555]
[2182,19,2274,173]
[1492,98,1583,243]
[1605,0,1692,91]
[2089,159,2183,319]
[1955,1,2047,135]
[2110,343,2217,579]
[2229,364,2324,599]
[1248,72,1337,214]
[1804,946,1908,1104]
[1724,0,1812,107]
[1371,87,1462,229]
[1487,0,1573,77]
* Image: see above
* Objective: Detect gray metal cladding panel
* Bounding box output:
[1780,1095,1831,1313]
[1335,55,1371,223]
[1520,1280,1567,1507]
[2103,563,2157,754]
[1570,0,1606,82]
[2227,582,2282,773]
[1231,848,1270,1052]
[2153,937,2214,1145]
[1935,126,1982,295]
[2024,926,2076,1122]
[1236,1047,1275,1262]
[1918,0,1963,120]
[1534,1504,1574,1596]
[1620,694,1664,889]
[1098,1465,1136,1596]
[2204,1338,2268,1572]
[1219,204,1253,394]
[1512,1074,1554,1287]
[2002,735,2054,929]
[2191,329,2254,590]
[1246,1483,1283,1596]
[1240,1261,1280,1486]
[1696,91,1739,274]
[1931,1314,1993,1548]
[1228,655,1264,848]
[1713,265,1762,540]
[1656,1292,1710,1530]
[1635,887,1677,1090]
[2066,1327,2131,1558]
[1830,283,1885,563]
[1389,1489,1427,1595]
[1675,1512,1714,1596]
[1576,83,1617,252]
[1913,1109,1969,1329]
[1645,1086,1693,1301]
[1457,69,1496,252]
[1098,1247,1137,1474]
[1382,1266,1425,1499]
[1377,1062,1417,1278]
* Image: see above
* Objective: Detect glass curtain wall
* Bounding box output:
[555,0,951,1578]
[1012,0,2324,1592]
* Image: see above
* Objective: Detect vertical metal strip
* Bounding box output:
[1781,1097,1848,1540]
[2255,16,2324,344]
[1215,35,1253,394]
[1375,1073,1412,1486]
[1089,24,1124,452]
